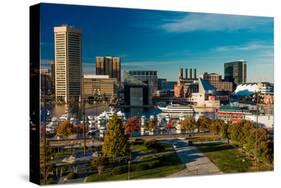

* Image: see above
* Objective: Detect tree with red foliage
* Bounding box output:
[166,120,174,134]
[124,116,140,136]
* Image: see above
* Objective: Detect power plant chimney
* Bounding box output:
[180,68,183,79]
[189,68,193,80]
[194,69,197,80]
[185,68,188,79]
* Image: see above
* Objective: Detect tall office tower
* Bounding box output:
[96,56,121,82]
[224,60,247,84]
[54,25,82,103]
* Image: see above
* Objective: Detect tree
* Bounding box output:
[210,119,224,135]
[228,120,273,163]
[166,120,175,134]
[197,116,212,132]
[102,114,129,159]
[145,139,165,152]
[146,118,157,132]
[40,142,55,184]
[56,121,75,138]
[220,123,231,144]
[230,120,255,147]
[247,128,273,163]
[73,123,87,134]
[91,156,109,175]
[124,116,140,136]
[181,117,196,133]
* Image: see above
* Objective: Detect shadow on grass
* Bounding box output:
[194,142,235,153]
[176,148,203,164]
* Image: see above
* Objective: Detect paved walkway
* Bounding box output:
[167,140,222,177]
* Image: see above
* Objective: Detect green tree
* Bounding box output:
[220,123,231,144]
[91,156,109,175]
[145,139,165,152]
[181,117,196,133]
[210,119,224,135]
[102,114,129,159]
[230,122,244,146]
[146,118,157,132]
[40,141,55,184]
[255,128,272,163]
[197,116,212,132]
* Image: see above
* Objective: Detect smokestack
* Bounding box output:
[189,68,193,79]
[194,69,197,80]
[180,68,183,78]
[185,68,188,79]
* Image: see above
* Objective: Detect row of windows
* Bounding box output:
[128,71,157,76]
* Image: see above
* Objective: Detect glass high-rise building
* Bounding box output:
[224,60,247,84]
[96,56,121,82]
[126,70,158,95]
[54,25,82,103]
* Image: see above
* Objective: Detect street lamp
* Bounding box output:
[128,160,131,180]
[255,91,260,171]
[81,98,87,156]
[128,151,132,180]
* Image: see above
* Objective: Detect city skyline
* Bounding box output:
[40,3,274,82]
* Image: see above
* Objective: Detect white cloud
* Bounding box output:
[214,42,273,52]
[160,13,272,33]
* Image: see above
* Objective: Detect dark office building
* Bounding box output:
[96,56,121,82]
[126,70,158,95]
[123,71,150,106]
[124,84,149,106]
[158,78,167,91]
[224,60,247,84]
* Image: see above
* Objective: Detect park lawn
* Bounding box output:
[190,135,221,142]
[130,144,149,152]
[194,142,272,173]
[85,152,185,182]
[85,164,184,182]
[130,143,174,153]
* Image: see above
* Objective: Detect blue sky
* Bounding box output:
[40,3,274,82]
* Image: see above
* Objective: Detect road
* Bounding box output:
[164,139,222,177]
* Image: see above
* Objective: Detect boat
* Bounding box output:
[158,104,194,114]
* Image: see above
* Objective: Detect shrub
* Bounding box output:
[145,140,165,152]
[135,163,149,171]
[91,156,109,175]
[112,165,128,175]
[147,160,160,168]
[134,138,145,145]
[65,172,78,180]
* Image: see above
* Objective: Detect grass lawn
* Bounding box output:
[130,144,149,152]
[85,150,185,182]
[195,142,273,173]
[190,135,221,142]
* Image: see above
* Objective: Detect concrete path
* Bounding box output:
[167,140,222,177]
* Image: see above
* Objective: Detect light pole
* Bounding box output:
[128,160,131,180]
[255,92,260,171]
[128,151,132,180]
[82,98,87,156]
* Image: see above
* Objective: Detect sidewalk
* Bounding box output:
[169,143,222,177]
